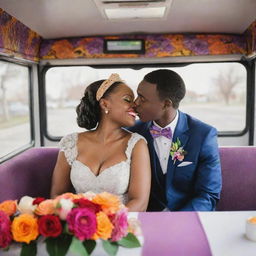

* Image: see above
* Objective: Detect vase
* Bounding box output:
[1,236,143,256]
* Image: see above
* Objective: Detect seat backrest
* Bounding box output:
[217,146,256,211]
[1,146,256,210]
[0,147,59,202]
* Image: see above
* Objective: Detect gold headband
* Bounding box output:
[96,73,123,101]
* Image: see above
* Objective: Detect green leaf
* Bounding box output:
[173,142,178,151]
[45,234,72,256]
[69,237,89,256]
[21,241,37,256]
[102,240,118,256]
[83,240,97,255]
[63,223,72,235]
[117,233,141,248]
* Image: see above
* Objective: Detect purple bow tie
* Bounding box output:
[149,124,172,140]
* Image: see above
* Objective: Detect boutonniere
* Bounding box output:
[170,137,187,164]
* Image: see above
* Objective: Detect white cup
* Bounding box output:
[246,217,256,242]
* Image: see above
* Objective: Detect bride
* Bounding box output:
[50,74,151,211]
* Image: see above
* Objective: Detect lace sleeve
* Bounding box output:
[59,133,78,166]
[125,133,147,159]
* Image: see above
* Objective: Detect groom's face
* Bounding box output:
[134,80,166,122]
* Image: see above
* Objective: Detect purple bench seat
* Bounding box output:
[216,146,256,211]
[0,148,59,202]
[0,146,256,211]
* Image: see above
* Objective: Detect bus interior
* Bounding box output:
[0,0,256,211]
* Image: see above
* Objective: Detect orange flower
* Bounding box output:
[92,211,113,240]
[55,192,81,201]
[92,192,121,214]
[35,199,55,216]
[11,214,39,244]
[0,200,17,216]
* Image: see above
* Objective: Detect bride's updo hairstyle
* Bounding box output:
[76,74,124,130]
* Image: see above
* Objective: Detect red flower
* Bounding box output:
[73,198,101,213]
[0,211,12,248]
[38,215,62,237]
[33,197,45,205]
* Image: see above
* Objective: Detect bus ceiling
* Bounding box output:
[1,0,255,38]
[0,0,255,63]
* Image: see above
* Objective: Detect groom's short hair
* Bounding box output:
[144,69,186,109]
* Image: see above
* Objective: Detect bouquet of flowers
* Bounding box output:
[0,192,142,256]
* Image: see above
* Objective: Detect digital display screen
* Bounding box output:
[104,39,145,54]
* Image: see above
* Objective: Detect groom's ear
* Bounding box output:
[164,98,172,109]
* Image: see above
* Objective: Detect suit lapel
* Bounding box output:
[166,111,189,182]
[143,122,163,188]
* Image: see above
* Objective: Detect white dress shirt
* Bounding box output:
[152,111,179,174]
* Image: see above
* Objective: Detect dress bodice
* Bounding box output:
[59,132,146,204]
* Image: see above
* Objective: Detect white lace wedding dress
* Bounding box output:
[59,132,146,204]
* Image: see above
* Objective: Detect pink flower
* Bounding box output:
[0,211,12,248]
[66,208,96,240]
[170,138,187,164]
[110,208,128,242]
[173,152,184,161]
[177,154,184,161]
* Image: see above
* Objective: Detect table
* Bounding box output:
[198,211,256,256]
[138,211,256,256]
[138,212,210,256]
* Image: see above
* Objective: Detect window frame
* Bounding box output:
[40,60,252,142]
[0,57,35,163]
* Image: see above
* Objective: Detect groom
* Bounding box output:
[129,69,222,211]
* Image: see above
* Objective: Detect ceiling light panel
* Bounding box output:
[105,7,166,19]
[93,0,172,20]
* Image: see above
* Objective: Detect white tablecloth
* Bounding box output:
[198,211,256,256]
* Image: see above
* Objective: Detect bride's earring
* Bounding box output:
[105,109,109,114]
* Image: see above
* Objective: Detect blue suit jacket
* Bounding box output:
[129,111,222,211]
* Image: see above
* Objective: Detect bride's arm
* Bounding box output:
[50,151,72,198]
[126,139,151,212]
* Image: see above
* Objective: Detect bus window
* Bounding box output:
[176,62,247,132]
[0,60,32,159]
[44,62,246,138]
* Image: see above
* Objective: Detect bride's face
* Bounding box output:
[106,83,136,127]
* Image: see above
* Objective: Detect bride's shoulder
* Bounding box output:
[132,132,146,140]
[59,133,79,165]
[59,132,78,149]
[123,129,147,144]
